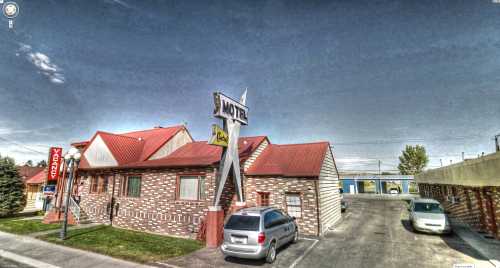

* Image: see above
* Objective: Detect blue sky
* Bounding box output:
[1,0,500,172]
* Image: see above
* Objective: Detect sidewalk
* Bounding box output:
[451,220,500,268]
[0,230,154,268]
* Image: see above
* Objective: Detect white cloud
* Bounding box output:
[0,143,49,164]
[0,128,33,135]
[18,43,66,84]
[19,43,31,52]
[104,0,132,9]
[29,52,57,72]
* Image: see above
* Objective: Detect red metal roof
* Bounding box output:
[26,169,47,184]
[71,140,89,149]
[17,166,44,182]
[121,126,185,161]
[75,124,331,177]
[78,126,186,169]
[246,142,330,177]
[123,141,221,168]
[122,136,268,168]
[98,131,145,165]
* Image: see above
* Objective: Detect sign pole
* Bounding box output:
[206,90,248,248]
[212,90,247,206]
[60,159,74,240]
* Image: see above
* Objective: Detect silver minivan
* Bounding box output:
[220,207,299,263]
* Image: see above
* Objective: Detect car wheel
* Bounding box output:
[266,242,277,263]
[411,222,418,233]
[292,230,299,244]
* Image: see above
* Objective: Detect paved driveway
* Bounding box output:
[298,196,494,268]
[156,237,316,268]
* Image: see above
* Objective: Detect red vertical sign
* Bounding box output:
[47,147,63,181]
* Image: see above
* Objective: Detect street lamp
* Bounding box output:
[60,147,81,240]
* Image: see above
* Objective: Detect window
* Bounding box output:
[122,176,141,197]
[178,175,206,200]
[413,202,444,214]
[286,193,302,218]
[264,210,288,229]
[225,215,260,231]
[257,192,270,206]
[98,176,109,193]
[90,176,98,193]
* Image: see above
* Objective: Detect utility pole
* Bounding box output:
[440,159,443,167]
[461,152,464,161]
[495,134,500,152]
[378,160,382,195]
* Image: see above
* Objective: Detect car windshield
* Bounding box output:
[414,202,444,214]
[225,215,260,231]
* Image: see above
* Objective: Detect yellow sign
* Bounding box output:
[208,124,228,147]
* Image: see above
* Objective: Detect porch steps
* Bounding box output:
[78,210,92,224]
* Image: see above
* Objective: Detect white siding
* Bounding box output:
[84,134,118,167]
[243,139,269,171]
[318,146,341,234]
[148,129,193,160]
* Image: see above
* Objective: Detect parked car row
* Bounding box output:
[221,196,451,263]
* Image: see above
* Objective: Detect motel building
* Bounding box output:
[340,173,416,194]
[47,124,342,242]
[21,168,47,210]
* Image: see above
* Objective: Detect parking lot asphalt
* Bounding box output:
[156,236,316,268]
[297,196,494,268]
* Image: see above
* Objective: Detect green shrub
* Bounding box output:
[0,155,26,217]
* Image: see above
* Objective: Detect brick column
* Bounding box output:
[206,206,225,248]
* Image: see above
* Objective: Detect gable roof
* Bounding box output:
[78,125,186,169]
[122,136,268,168]
[122,127,188,161]
[26,169,47,185]
[17,166,44,182]
[75,124,331,177]
[71,140,89,149]
[246,142,330,177]
[98,131,145,164]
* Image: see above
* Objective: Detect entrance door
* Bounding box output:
[349,185,355,194]
[27,185,37,201]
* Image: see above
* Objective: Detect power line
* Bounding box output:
[333,136,492,146]
[0,137,47,155]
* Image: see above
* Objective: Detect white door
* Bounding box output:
[34,192,44,209]
[349,185,355,194]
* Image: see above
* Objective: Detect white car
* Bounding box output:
[389,188,399,195]
[408,198,451,234]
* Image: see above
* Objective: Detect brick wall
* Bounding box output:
[78,168,323,238]
[419,183,500,239]
[244,176,320,236]
[79,167,217,239]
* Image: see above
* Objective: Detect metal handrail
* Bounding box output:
[68,197,80,223]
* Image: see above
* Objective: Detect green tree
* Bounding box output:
[397,145,429,175]
[36,160,47,167]
[25,160,34,167]
[0,155,26,216]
